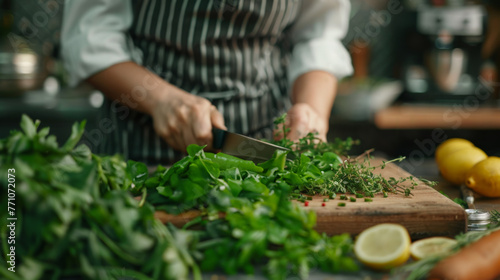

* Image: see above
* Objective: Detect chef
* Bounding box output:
[61,0,353,164]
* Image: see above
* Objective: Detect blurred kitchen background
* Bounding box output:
[1,0,499,175]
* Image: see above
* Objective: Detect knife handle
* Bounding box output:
[460,184,475,209]
[212,127,226,150]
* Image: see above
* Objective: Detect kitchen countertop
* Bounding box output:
[374,104,500,129]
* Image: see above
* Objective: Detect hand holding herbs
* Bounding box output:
[1,115,418,280]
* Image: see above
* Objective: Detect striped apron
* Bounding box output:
[100,0,301,164]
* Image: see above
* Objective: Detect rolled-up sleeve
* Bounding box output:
[61,0,142,86]
[288,0,353,87]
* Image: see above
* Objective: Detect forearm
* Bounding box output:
[291,70,338,123]
[87,61,226,151]
[86,61,175,115]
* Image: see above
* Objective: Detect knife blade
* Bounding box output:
[212,128,293,163]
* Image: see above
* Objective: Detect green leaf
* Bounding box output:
[7,131,31,154]
[198,158,220,179]
[145,177,160,189]
[157,186,173,198]
[20,114,38,139]
[187,144,205,158]
[17,257,45,280]
[127,160,149,186]
[71,144,92,161]
[241,178,268,194]
[226,179,243,196]
[258,149,287,172]
[37,126,50,138]
[175,179,205,201]
[13,157,34,178]
[61,120,86,152]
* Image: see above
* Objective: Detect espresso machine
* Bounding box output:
[401,3,496,104]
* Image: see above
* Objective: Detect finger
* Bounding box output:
[164,120,186,152]
[182,127,198,150]
[153,121,180,151]
[210,106,227,130]
[204,106,226,151]
[317,134,327,143]
[163,129,185,152]
[192,107,213,146]
[273,123,285,141]
[286,113,308,141]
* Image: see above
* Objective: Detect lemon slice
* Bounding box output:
[410,237,457,260]
[354,223,411,270]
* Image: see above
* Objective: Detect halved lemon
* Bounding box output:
[410,237,457,260]
[354,223,411,270]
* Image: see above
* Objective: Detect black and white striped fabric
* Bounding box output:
[100,0,301,164]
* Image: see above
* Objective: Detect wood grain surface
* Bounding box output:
[374,105,500,129]
[154,158,467,239]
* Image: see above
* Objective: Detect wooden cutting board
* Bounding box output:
[154,158,467,239]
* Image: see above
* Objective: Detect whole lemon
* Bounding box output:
[465,156,500,198]
[435,138,475,166]
[438,147,488,185]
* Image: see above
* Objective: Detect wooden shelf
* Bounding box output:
[375,105,500,129]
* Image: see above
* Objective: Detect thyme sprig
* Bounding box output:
[272,113,417,198]
[328,150,415,198]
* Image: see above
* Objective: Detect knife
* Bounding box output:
[460,184,476,209]
[212,128,293,163]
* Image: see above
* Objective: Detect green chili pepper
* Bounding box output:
[205,153,263,173]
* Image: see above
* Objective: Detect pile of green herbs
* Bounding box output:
[0,116,198,280]
[143,144,358,279]
[0,115,358,280]
[0,114,418,280]
[270,114,417,199]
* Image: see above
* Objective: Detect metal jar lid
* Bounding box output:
[465,209,491,221]
[468,220,491,228]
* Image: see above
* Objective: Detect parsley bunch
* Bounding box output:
[0,115,199,280]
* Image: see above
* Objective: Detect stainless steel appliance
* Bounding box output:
[0,0,49,95]
[401,4,496,104]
